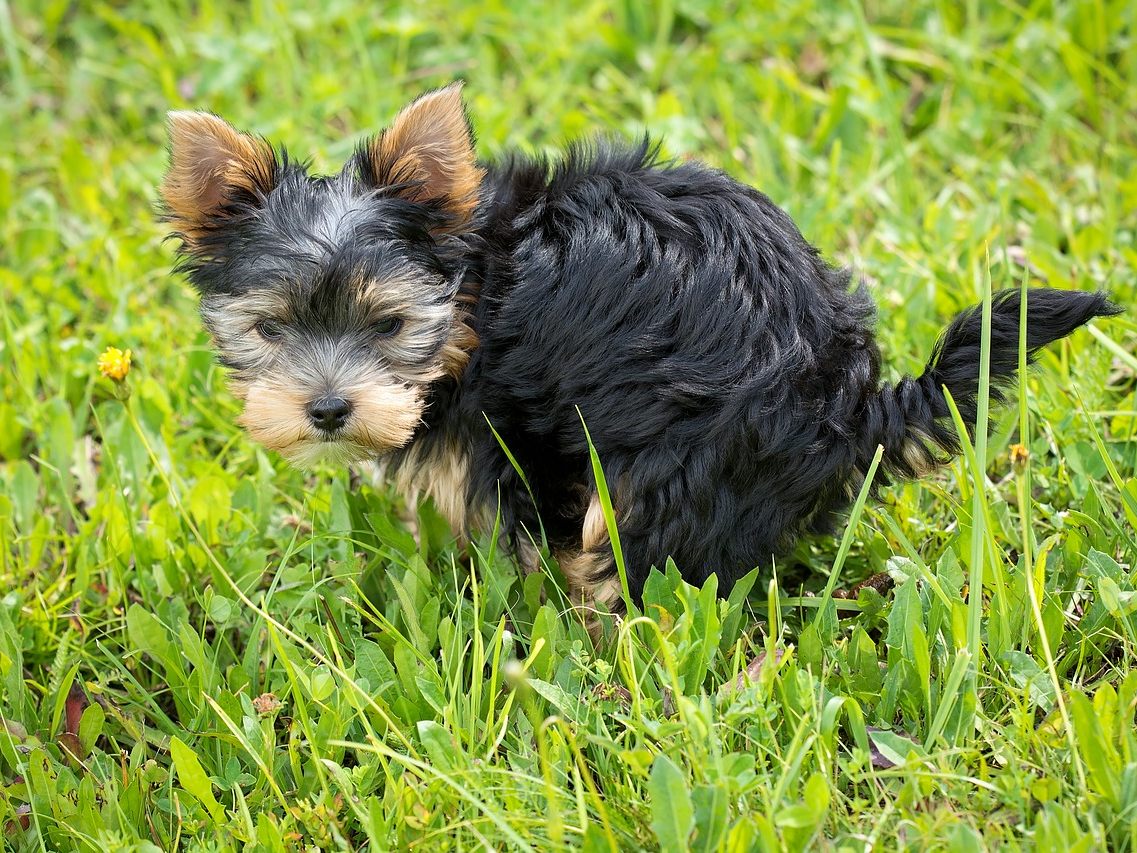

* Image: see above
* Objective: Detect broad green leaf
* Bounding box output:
[869,729,925,768]
[126,604,173,666]
[417,720,462,772]
[169,736,223,821]
[355,639,398,698]
[528,678,588,722]
[1069,691,1120,807]
[78,702,104,754]
[692,784,729,852]
[649,754,694,853]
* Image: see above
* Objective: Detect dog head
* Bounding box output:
[161,84,482,467]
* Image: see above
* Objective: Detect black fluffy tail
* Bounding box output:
[859,288,1120,478]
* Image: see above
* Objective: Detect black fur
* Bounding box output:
[168,111,1119,607]
[416,141,1117,596]
[858,288,1119,480]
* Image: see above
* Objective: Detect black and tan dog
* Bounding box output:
[161,83,1117,620]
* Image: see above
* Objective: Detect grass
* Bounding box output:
[2,0,1137,849]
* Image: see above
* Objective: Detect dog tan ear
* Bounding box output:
[364,83,484,230]
[162,111,276,248]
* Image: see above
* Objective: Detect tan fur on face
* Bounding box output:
[233,379,311,453]
[234,377,423,468]
[367,83,484,230]
[162,111,275,248]
[351,380,426,451]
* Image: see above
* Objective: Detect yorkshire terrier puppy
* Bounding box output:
[162,83,1117,619]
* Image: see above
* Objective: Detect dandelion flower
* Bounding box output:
[97,346,132,381]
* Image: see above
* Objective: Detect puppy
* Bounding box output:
[161,83,1118,620]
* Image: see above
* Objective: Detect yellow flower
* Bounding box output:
[97,346,132,381]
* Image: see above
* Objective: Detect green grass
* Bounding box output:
[2,0,1137,849]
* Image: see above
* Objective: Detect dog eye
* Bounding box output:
[373,317,403,337]
[255,319,285,340]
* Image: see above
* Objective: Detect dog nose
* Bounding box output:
[306,396,353,432]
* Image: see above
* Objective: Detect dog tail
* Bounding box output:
[857,288,1119,479]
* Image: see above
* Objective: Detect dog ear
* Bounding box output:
[361,83,484,230]
[162,111,276,249]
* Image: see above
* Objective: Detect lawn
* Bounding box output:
[2,0,1137,849]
